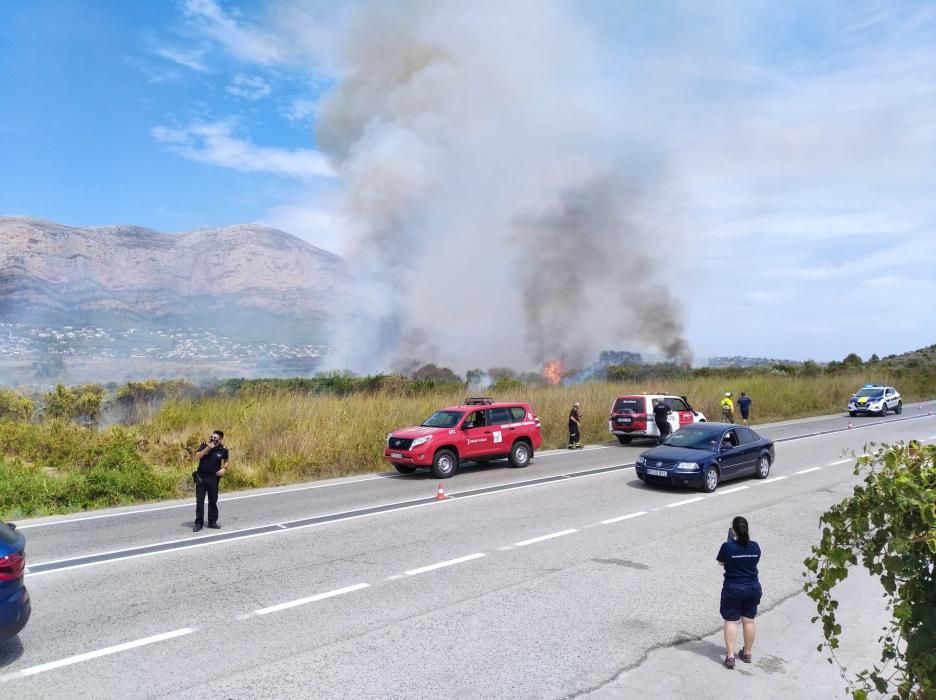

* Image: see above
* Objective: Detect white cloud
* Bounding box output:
[153,45,209,72]
[182,0,283,65]
[226,74,271,100]
[258,200,351,254]
[282,97,317,123]
[152,121,334,179]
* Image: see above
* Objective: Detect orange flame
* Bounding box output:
[543,359,565,386]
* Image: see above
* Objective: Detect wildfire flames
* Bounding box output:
[543,359,565,386]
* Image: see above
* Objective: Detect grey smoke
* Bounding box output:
[315,0,691,373]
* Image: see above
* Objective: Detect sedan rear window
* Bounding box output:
[613,397,645,413]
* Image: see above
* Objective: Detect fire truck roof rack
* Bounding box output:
[465,397,494,405]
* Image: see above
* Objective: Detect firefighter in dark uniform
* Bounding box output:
[568,402,582,449]
[653,399,672,443]
[193,429,229,532]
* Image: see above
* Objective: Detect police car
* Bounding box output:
[847,384,902,417]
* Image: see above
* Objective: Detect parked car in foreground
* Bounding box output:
[385,398,543,478]
[609,393,706,445]
[635,422,774,493]
[0,521,31,641]
[847,384,902,417]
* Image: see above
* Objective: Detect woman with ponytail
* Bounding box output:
[716,515,762,669]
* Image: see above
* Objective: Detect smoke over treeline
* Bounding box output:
[315,0,690,374]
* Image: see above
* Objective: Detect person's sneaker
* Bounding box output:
[207,523,221,529]
[193,524,203,532]
[724,656,735,669]
[738,650,752,663]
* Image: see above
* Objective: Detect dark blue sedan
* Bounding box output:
[635,422,775,493]
[0,521,30,641]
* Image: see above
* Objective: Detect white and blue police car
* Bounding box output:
[847,384,902,417]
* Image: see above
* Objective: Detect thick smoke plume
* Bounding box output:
[316,0,690,373]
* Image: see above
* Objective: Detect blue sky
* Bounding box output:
[1,1,933,362]
[0,0,335,237]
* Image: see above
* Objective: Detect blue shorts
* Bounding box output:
[720,581,762,621]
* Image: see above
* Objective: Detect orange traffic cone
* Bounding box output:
[435,483,448,500]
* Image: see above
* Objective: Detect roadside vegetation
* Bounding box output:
[804,440,936,699]
[1,351,935,518]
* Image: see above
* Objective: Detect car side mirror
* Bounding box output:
[6,523,15,530]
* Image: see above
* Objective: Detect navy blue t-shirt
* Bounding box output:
[716,539,761,582]
[738,396,752,415]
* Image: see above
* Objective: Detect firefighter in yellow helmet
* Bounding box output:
[720,392,735,423]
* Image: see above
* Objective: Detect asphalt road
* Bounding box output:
[3,402,935,699]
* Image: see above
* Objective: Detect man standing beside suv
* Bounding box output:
[193,430,229,532]
[653,399,672,441]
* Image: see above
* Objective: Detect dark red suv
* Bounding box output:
[385,398,543,478]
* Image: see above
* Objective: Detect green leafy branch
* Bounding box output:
[803,440,936,699]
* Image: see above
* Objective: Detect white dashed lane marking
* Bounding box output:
[710,486,749,496]
[795,467,823,475]
[0,628,197,682]
[665,497,705,508]
[601,511,647,525]
[828,458,854,466]
[757,476,788,484]
[247,583,370,617]
[514,529,578,547]
[404,553,486,576]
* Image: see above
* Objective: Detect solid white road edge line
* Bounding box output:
[404,553,486,576]
[249,583,370,617]
[0,627,196,682]
[796,467,823,475]
[600,511,647,525]
[514,529,578,547]
[16,476,391,530]
[666,496,705,508]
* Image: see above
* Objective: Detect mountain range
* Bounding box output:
[0,216,345,342]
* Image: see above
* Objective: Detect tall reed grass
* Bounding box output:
[2,370,932,518]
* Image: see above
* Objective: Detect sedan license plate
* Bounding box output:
[390,452,403,459]
[646,468,668,477]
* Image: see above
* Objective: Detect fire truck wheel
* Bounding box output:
[431,449,458,479]
[508,440,531,468]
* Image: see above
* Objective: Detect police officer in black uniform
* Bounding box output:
[653,399,672,443]
[193,430,229,532]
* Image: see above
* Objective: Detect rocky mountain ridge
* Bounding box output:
[0,216,344,340]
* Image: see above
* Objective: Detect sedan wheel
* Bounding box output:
[702,466,719,493]
[895,402,902,415]
[431,449,458,479]
[754,455,771,479]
